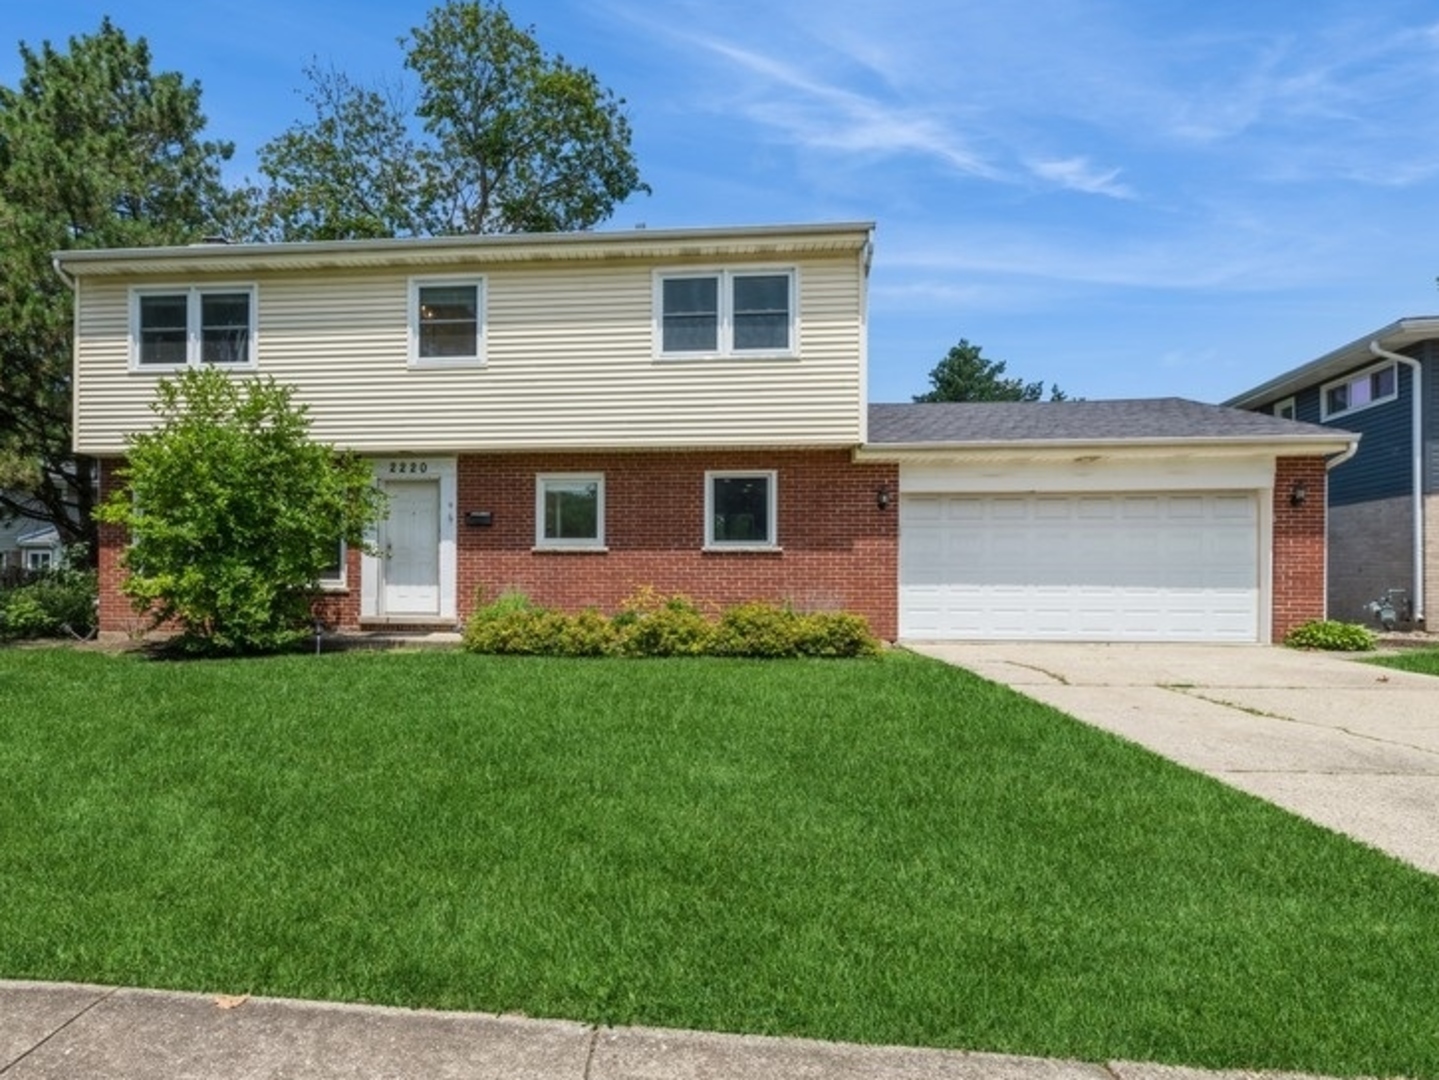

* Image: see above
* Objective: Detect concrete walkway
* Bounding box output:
[0,980,1353,1079]
[906,642,1439,876]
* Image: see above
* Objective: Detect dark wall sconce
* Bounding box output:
[876,483,892,511]
[465,510,494,527]
[1289,480,1308,508]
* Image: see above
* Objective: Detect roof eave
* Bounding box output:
[1224,316,1439,408]
[52,221,877,277]
[854,433,1358,462]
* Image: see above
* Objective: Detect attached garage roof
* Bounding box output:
[866,398,1352,455]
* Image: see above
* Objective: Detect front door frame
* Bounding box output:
[360,456,458,623]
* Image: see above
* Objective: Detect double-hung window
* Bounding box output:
[657,269,796,357]
[536,474,605,549]
[1321,362,1397,420]
[131,286,257,369]
[409,277,485,366]
[705,470,777,548]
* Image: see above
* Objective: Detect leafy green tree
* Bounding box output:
[95,368,386,654]
[247,0,648,240]
[913,339,1068,402]
[0,18,239,551]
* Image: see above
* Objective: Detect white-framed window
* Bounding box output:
[130,285,257,370]
[409,276,485,366]
[1273,397,1296,421]
[24,549,54,571]
[1321,362,1397,420]
[656,269,796,358]
[705,470,778,549]
[317,538,347,590]
[535,474,605,548]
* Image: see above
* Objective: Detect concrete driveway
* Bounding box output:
[906,643,1439,876]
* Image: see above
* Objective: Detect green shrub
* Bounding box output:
[1284,619,1377,652]
[713,601,804,657]
[461,587,880,659]
[0,560,98,641]
[794,611,882,657]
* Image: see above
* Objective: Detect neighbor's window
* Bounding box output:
[536,474,604,548]
[705,470,777,547]
[24,550,54,571]
[132,286,256,369]
[1321,362,1397,420]
[410,277,484,365]
[657,270,795,357]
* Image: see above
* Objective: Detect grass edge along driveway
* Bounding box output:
[2,647,1436,1079]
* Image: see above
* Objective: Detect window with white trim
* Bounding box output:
[317,538,347,589]
[536,474,604,548]
[657,270,795,357]
[25,549,54,571]
[705,471,777,548]
[1273,397,1296,420]
[131,285,257,369]
[409,277,484,366]
[1321,362,1397,420]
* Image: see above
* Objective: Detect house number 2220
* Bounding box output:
[387,461,429,475]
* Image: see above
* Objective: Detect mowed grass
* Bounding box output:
[1369,648,1439,677]
[2,648,1437,1078]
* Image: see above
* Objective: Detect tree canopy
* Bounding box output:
[245,0,649,240]
[913,340,1068,403]
[0,18,238,547]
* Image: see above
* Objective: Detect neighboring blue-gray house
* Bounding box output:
[1225,317,1439,627]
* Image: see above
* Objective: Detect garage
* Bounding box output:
[899,491,1260,641]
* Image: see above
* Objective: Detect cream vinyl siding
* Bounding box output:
[73,255,865,454]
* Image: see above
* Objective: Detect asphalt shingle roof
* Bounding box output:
[867,398,1347,445]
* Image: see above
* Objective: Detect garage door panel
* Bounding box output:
[900,492,1259,642]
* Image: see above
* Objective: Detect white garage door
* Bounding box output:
[900,492,1259,642]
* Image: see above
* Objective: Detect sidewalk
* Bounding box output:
[1,980,1351,1079]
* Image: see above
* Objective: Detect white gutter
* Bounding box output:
[1368,341,1425,624]
[51,255,76,290]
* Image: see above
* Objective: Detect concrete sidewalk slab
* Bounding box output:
[0,981,1357,1080]
[906,642,1439,876]
[0,985,594,1079]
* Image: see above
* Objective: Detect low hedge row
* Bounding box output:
[461,589,881,658]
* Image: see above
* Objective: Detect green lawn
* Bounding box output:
[1369,648,1439,677]
[2,648,1437,1078]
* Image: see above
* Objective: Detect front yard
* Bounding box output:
[1,648,1435,1078]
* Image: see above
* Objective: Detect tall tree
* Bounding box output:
[913,340,1068,403]
[0,19,237,549]
[248,0,648,240]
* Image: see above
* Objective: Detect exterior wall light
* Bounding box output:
[876,483,892,511]
[1290,480,1308,507]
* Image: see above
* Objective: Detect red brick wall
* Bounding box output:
[456,449,899,639]
[96,459,138,635]
[95,450,901,640]
[1272,456,1328,641]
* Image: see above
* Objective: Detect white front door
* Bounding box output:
[381,481,441,616]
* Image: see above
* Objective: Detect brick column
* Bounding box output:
[1271,456,1328,641]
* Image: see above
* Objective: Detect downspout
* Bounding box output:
[51,255,76,290]
[1368,341,1425,625]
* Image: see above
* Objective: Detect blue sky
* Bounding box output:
[8,1,1439,404]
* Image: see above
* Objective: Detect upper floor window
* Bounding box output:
[131,286,256,370]
[657,269,796,358]
[409,277,484,366]
[1272,397,1296,421]
[1321,362,1397,420]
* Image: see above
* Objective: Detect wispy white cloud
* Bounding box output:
[1028,157,1135,199]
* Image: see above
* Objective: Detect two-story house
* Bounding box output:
[57,222,1353,644]
[1226,318,1438,628]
